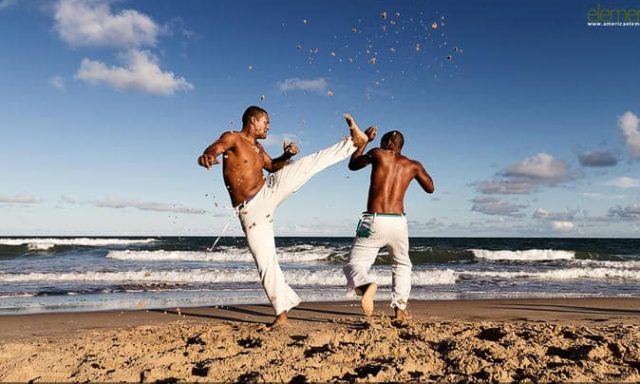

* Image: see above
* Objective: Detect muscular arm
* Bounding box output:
[348,147,373,170]
[198,131,235,169]
[263,142,298,173]
[414,161,435,193]
[348,126,377,171]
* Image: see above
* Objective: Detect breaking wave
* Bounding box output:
[470,249,575,261]
[0,268,456,287]
[0,238,157,251]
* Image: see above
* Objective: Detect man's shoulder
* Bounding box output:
[221,130,240,138]
[219,130,243,144]
[368,147,383,156]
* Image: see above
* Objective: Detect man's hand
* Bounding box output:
[365,126,377,142]
[197,153,219,169]
[283,140,299,156]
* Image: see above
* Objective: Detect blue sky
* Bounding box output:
[1,0,639,237]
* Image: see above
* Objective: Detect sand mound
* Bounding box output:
[1,316,640,382]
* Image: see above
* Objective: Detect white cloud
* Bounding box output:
[619,111,640,159]
[75,50,193,95]
[549,221,574,232]
[92,197,206,214]
[504,153,568,180]
[471,197,527,217]
[606,177,640,189]
[0,0,18,10]
[278,78,327,94]
[49,75,66,92]
[607,203,640,220]
[532,208,579,221]
[54,0,158,48]
[476,153,571,195]
[475,179,537,194]
[582,192,626,200]
[0,194,37,204]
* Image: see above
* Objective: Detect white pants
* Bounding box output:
[238,138,357,315]
[343,213,411,310]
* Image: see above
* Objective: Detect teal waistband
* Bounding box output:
[363,211,406,217]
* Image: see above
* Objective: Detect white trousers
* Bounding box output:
[343,213,412,310]
[238,138,357,315]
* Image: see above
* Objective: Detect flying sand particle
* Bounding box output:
[260,95,265,101]
[431,21,438,29]
[381,11,387,20]
[327,90,334,96]
[369,57,377,65]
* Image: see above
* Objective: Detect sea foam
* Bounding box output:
[0,268,457,286]
[0,238,157,250]
[465,267,640,281]
[470,249,575,261]
[107,246,341,263]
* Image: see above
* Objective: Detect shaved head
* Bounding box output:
[380,130,404,151]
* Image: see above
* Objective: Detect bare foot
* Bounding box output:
[270,311,289,328]
[395,308,411,321]
[343,113,368,148]
[359,283,377,317]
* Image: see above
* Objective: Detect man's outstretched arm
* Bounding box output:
[198,131,234,169]
[414,162,435,193]
[348,127,377,171]
[263,141,299,173]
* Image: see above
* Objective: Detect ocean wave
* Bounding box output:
[0,268,456,287]
[571,259,640,269]
[0,238,157,250]
[470,249,575,261]
[107,246,341,263]
[464,267,640,281]
[0,293,35,299]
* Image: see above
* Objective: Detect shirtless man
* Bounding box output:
[343,121,434,319]
[198,106,368,326]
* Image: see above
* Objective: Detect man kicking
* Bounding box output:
[198,106,368,326]
[343,120,434,319]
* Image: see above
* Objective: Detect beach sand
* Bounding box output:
[1,298,640,382]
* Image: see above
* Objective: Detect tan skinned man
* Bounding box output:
[343,118,434,320]
[198,106,368,326]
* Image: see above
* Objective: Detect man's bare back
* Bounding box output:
[349,128,434,213]
[345,121,434,319]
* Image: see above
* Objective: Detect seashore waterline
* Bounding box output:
[0,236,639,314]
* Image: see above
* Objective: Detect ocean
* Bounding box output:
[0,237,639,314]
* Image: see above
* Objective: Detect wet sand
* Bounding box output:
[1,298,640,382]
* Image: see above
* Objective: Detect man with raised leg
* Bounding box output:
[343,118,434,320]
[198,106,368,326]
